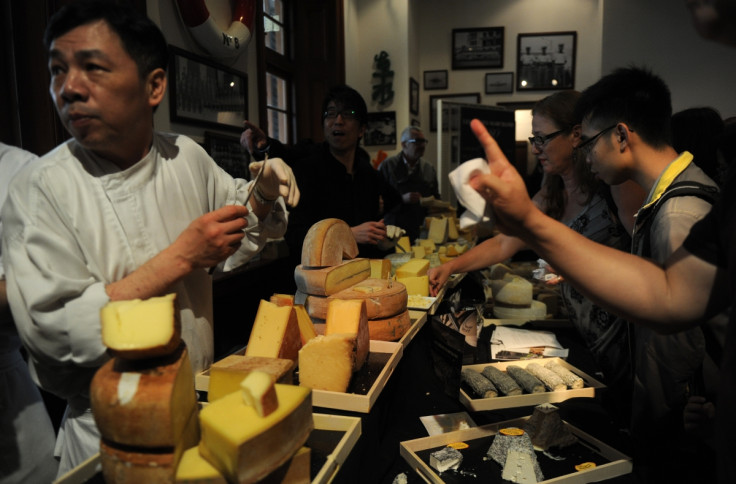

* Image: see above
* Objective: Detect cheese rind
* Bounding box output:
[428,217,449,244]
[298,334,355,392]
[100,293,181,359]
[269,293,294,307]
[368,309,412,341]
[301,218,358,267]
[245,300,301,362]
[100,440,175,484]
[207,355,294,402]
[325,299,369,370]
[303,278,407,320]
[294,259,371,296]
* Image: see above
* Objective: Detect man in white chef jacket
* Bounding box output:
[0,1,299,476]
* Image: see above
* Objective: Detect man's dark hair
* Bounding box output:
[321,85,368,126]
[575,66,673,148]
[44,0,168,79]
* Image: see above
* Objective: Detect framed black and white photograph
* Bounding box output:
[452,27,504,70]
[423,70,448,90]
[410,77,419,115]
[516,31,576,91]
[429,93,481,132]
[485,72,514,94]
[364,111,397,146]
[204,131,250,179]
[168,45,248,132]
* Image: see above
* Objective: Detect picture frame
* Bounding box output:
[516,31,576,91]
[485,72,514,94]
[410,77,419,115]
[168,45,248,132]
[204,131,250,179]
[452,27,504,70]
[429,93,481,132]
[364,111,397,146]
[423,70,448,90]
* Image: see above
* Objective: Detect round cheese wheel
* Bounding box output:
[368,310,412,341]
[304,278,407,320]
[491,275,533,306]
[100,439,175,484]
[301,218,358,267]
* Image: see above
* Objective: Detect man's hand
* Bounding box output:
[427,264,452,296]
[240,120,268,153]
[351,220,387,245]
[171,205,249,269]
[249,157,300,207]
[402,191,421,204]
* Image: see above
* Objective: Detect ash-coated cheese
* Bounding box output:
[301,218,358,267]
[294,258,371,296]
[325,299,369,370]
[298,334,356,392]
[245,300,301,362]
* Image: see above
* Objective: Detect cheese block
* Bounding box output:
[298,334,356,392]
[369,258,391,279]
[395,236,411,253]
[100,293,180,359]
[208,355,294,402]
[416,238,436,252]
[260,446,310,484]
[294,258,371,296]
[447,217,459,240]
[397,275,429,297]
[410,245,426,259]
[269,293,294,307]
[100,440,176,484]
[491,275,533,306]
[395,258,430,278]
[198,384,313,484]
[241,371,279,417]
[428,217,448,244]
[176,446,227,483]
[245,300,301,362]
[302,278,407,320]
[90,344,199,448]
[368,309,412,341]
[301,218,358,268]
[293,304,318,345]
[324,299,369,370]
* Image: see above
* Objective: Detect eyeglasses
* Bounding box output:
[406,138,428,146]
[528,129,564,148]
[323,108,359,121]
[576,125,617,157]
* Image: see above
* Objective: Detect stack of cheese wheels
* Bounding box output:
[91,294,200,483]
[295,218,411,341]
[491,273,547,319]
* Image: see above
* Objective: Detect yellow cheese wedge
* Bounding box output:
[325,299,369,370]
[411,245,426,259]
[417,238,437,252]
[428,217,448,244]
[396,258,430,278]
[90,344,199,448]
[298,334,356,392]
[240,371,278,417]
[368,309,412,341]
[395,236,411,253]
[208,355,294,402]
[176,446,227,483]
[369,259,391,279]
[293,304,318,345]
[198,384,313,484]
[294,258,371,296]
[301,218,358,267]
[100,293,180,359]
[245,300,301,362]
[303,278,407,320]
[397,275,429,296]
[269,293,294,307]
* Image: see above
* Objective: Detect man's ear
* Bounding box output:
[616,123,631,151]
[571,124,582,147]
[147,68,167,108]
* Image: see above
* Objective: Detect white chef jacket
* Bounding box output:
[1,133,287,475]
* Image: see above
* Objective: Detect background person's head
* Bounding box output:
[399,126,428,163]
[671,106,725,184]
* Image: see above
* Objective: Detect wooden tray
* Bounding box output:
[400,416,632,483]
[459,358,605,412]
[54,413,361,484]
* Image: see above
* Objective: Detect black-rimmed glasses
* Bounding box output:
[576,125,617,156]
[323,108,359,121]
[528,129,564,148]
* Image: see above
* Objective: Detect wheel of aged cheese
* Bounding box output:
[294,259,371,296]
[301,218,359,268]
[100,439,176,484]
[491,275,534,306]
[303,278,408,320]
[368,309,412,341]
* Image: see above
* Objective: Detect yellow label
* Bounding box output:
[575,462,597,471]
[447,442,469,450]
[499,428,524,436]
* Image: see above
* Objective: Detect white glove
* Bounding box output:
[249,157,300,207]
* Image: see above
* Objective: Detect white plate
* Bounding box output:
[407,295,437,310]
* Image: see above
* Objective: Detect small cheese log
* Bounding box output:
[368,310,412,342]
[294,259,371,296]
[208,355,294,402]
[100,440,176,484]
[240,371,278,417]
[176,446,227,483]
[298,334,356,392]
[428,217,449,244]
[506,365,545,393]
[395,258,430,278]
[396,275,429,296]
[544,360,584,389]
[90,345,199,448]
[303,278,408,320]
[269,293,294,307]
[293,304,318,345]
[301,218,358,267]
[369,259,392,279]
[325,299,369,370]
[481,366,522,396]
[245,300,301,362]
[198,384,313,484]
[525,363,567,392]
[491,275,533,306]
[461,368,498,398]
[100,293,181,359]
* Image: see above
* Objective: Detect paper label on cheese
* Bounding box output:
[117,373,141,405]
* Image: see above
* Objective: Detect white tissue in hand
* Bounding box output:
[448,158,494,229]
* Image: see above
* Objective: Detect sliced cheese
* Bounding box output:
[303,278,407,320]
[269,293,294,307]
[245,300,301,362]
[368,310,412,341]
[100,293,180,359]
[198,384,313,484]
[416,238,436,252]
[90,345,199,448]
[207,355,293,402]
[369,259,391,279]
[325,299,369,370]
[298,334,356,392]
[301,218,358,267]
[240,371,278,417]
[397,275,429,297]
[176,446,227,483]
[396,258,430,278]
[293,304,318,345]
[395,236,411,253]
[294,258,371,296]
[428,217,448,244]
